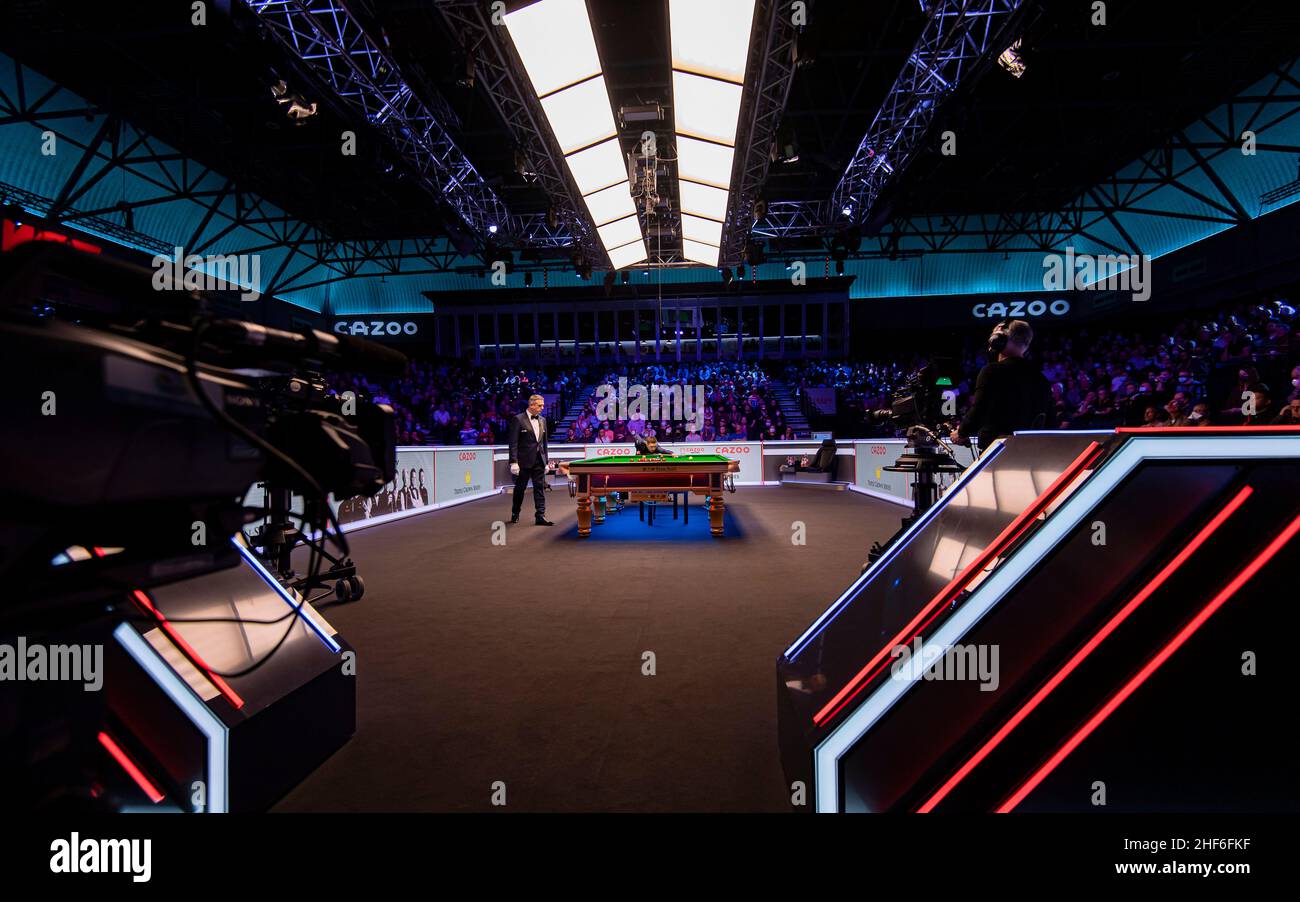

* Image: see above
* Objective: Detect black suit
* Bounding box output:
[507,411,549,519]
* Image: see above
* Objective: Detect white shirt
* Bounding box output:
[528,413,542,442]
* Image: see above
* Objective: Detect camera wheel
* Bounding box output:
[334,578,354,602]
[348,575,365,601]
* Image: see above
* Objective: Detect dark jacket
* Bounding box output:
[960,356,1052,448]
[508,412,549,468]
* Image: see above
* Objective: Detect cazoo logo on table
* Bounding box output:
[333,320,419,337]
[972,299,1070,319]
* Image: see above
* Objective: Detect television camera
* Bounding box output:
[0,235,402,629]
[863,359,967,569]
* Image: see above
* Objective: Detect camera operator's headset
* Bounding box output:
[985,317,1048,430]
[987,318,1012,355]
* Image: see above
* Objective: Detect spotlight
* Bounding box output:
[488,224,499,235]
[997,38,1026,78]
[524,271,534,288]
[835,259,845,276]
[621,271,629,285]
[513,148,536,183]
[752,198,768,220]
[771,126,799,164]
[841,205,852,217]
[736,264,745,279]
[719,267,733,286]
[456,49,476,88]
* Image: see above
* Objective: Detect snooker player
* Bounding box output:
[634,435,674,457]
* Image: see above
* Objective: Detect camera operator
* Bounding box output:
[950,319,1052,451]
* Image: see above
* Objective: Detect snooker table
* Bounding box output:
[564,454,740,537]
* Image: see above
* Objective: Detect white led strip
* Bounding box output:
[114,623,229,813]
[669,0,757,267]
[505,0,647,268]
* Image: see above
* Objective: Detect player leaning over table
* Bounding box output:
[634,434,674,457]
[507,394,554,525]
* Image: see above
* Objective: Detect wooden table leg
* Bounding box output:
[707,494,724,536]
[577,495,592,537]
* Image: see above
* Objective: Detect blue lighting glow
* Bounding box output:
[231,537,342,654]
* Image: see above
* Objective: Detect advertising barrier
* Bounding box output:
[661,441,762,484]
[852,440,912,505]
[850,439,977,506]
[337,448,436,525]
[246,439,977,537]
[434,446,495,505]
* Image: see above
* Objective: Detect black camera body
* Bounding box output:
[0,241,400,612]
[260,373,396,500]
[868,359,957,432]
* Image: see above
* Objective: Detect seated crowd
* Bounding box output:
[562,361,795,443]
[328,359,585,446]
[332,294,1299,445]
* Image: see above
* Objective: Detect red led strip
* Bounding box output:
[997,510,1300,813]
[1115,426,1300,435]
[917,484,1253,812]
[129,589,245,710]
[97,731,165,803]
[812,442,1104,726]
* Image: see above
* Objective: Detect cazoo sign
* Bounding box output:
[333,320,420,337]
[972,299,1071,319]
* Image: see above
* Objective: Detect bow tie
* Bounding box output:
[530,415,540,421]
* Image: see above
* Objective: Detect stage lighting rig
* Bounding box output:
[771,126,800,164]
[270,79,318,125]
[997,38,1027,78]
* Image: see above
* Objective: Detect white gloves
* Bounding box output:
[510,463,520,476]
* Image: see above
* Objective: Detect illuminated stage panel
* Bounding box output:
[780,431,1300,812]
[113,553,355,813]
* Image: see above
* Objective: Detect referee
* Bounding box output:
[951,319,1052,451]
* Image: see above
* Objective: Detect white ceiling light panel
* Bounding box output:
[669,0,756,270]
[607,240,649,269]
[597,214,645,252]
[505,0,647,269]
[681,239,720,267]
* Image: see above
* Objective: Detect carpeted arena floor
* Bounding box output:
[273,485,903,812]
